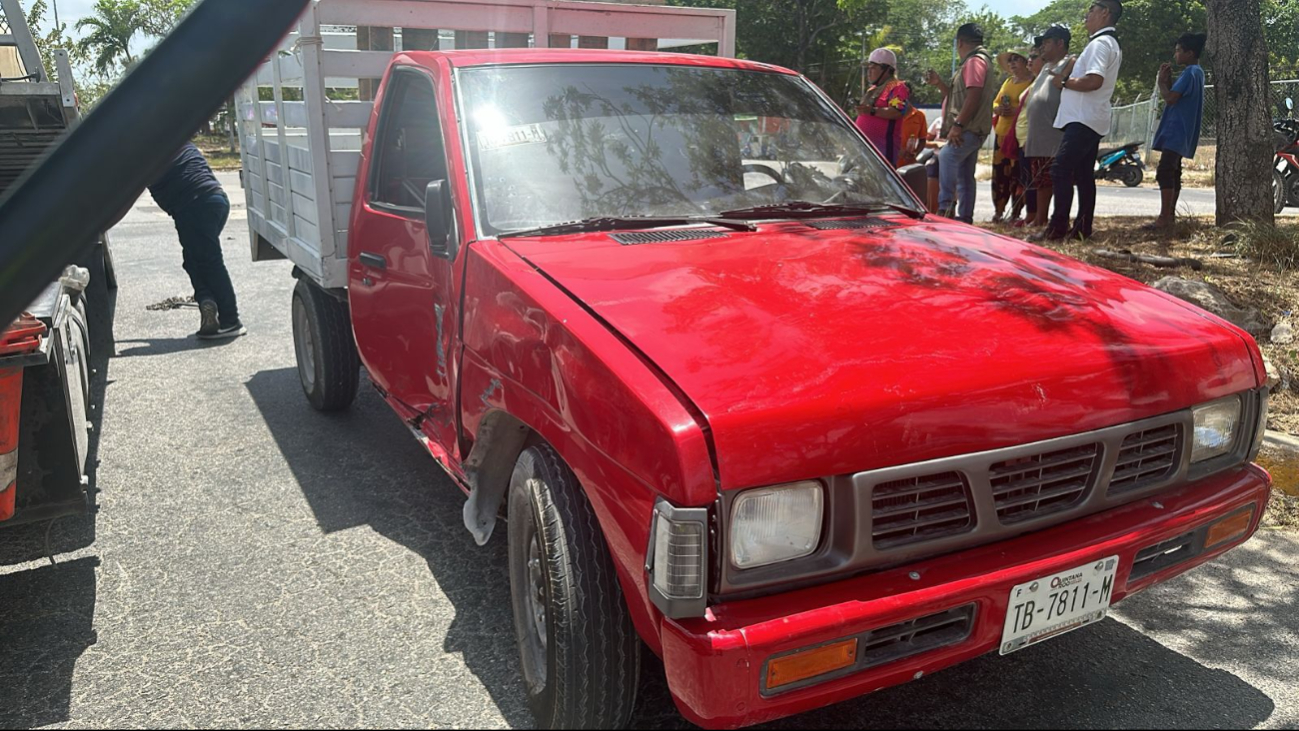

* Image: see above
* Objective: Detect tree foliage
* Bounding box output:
[676,0,1295,109]
[75,0,146,75]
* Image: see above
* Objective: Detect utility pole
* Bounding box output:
[52,0,59,28]
[860,31,867,99]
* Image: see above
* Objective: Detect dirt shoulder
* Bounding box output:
[978,216,1299,437]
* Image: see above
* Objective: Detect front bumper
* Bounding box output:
[659,465,1271,729]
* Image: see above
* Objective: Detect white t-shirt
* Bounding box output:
[1054,28,1123,135]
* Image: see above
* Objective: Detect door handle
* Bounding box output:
[359,252,387,270]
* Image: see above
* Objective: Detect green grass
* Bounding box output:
[1226,219,1299,274]
[193,134,242,171]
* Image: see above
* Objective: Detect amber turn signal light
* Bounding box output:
[766,638,858,690]
[1205,508,1254,549]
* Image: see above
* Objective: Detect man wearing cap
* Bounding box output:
[1023,26,1073,230]
[927,23,994,224]
[1043,0,1123,241]
[855,48,911,166]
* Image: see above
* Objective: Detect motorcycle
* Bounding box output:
[1095,141,1146,188]
[1273,98,1299,215]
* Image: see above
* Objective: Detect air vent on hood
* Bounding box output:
[610,230,728,245]
[804,217,891,231]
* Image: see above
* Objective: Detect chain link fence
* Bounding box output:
[1201,79,1299,141]
[1107,93,1159,150]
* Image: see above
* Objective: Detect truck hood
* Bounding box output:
[503,217,1259,490]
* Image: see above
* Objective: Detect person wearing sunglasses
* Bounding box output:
[1037,0,1123,242]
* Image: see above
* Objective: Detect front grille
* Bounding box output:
[860,604,977,668]
[991,444,1100,524]
[871,472,974,549]
[804,217,890,230]
[1109,424,1182,495]
[609,230,727,245]
[1130,529,1199,580]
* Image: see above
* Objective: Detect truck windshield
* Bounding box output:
[457,63,913,236]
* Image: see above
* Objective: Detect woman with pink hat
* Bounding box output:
[855,47,911,166]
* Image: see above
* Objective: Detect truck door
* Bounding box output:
[349,65,461,456]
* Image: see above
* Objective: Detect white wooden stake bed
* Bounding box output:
[235,0,737,291]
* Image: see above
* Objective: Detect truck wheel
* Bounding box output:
[291,279,359,412]
[101,238,118,290]
[507,445,640,730]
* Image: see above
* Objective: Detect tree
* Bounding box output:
[1206,0,1274,225]
[139,0,194,37]
[1261,0,1299,78]
[840,0,971,105]
[17,0,76,81]
[1111,0,1206,102]
[670,0,851,73]
[76,0,145,76]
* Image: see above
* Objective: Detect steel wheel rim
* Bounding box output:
[520,513,549,691]
[293,298,317,392]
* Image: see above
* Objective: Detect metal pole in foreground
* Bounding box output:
[0,0,311,325]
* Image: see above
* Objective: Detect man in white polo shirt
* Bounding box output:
[1041,0,1123,241]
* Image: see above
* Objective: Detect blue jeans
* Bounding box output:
[174,192,240,326]
[938,131,986,223]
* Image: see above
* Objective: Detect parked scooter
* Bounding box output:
[1095,141,1145,187]
[1273,98,1299,215]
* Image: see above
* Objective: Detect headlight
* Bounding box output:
[730,481,824,569]
[1192,397,1242,463]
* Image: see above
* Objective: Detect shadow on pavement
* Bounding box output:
[244,367,532,728]
[115,336,239,358]
[0,556,101,728]
[1115,529,1299,697]
[245,369,1280,731]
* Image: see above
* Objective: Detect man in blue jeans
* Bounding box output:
[149,143,245,339]
[927,23,993,223]
[1040,0,1124,241]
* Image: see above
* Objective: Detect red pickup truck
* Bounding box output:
[236,8,1271,729]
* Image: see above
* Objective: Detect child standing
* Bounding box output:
[1149,32,1207,230]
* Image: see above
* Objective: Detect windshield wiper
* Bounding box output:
[718,201,926,221]
[499,215,755,238]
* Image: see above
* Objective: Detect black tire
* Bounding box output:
[507,445,641,730]
[101,238,118,290]
[1275,170,1288,215]
[1120,164,1143,188]
[291,279,360,412]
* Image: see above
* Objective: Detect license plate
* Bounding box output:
[1000,556,1118,655]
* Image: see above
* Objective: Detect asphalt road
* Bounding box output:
[971,182,1226,221]
[1,172,1297,729]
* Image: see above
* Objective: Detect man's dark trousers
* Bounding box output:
[174,192,239,326]
[1049,122,1103,238]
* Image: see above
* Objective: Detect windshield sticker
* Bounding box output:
[478,123,548,151]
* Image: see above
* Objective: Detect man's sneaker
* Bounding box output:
[198,321,247,340]
[198,300,219,337]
